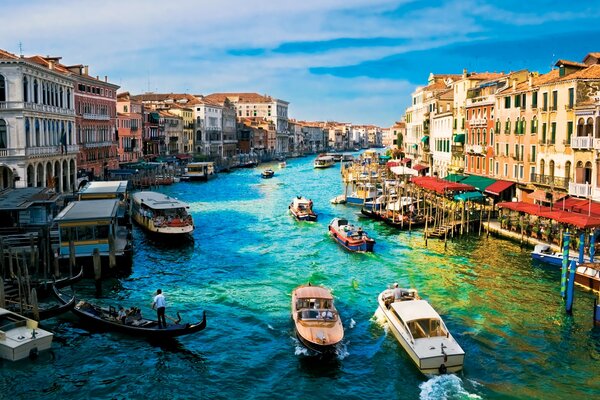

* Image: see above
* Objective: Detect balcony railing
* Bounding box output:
[83,113,110,120]
[594,138,600,150]
[468,118,487,128]
[571,136,594,150]
[465,144,484,154]
[81,141,115,149]
[569,182,592,198]
[0,101,76,116]
[451,145,464,154]
[530,173,569,189]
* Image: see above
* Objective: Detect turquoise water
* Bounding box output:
[2,156,600,399]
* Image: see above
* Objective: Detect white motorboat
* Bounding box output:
[377,288,465,374]
[0,308,53,361]
[131,191,194,237]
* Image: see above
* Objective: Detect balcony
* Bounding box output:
[0,101,76,116]
[468,118,487,128]
[451,145,464,154]
[81,141,115,149]
[571,136,594,150]
[569,182,592,198]
[83,113,110,121]
[131,125,139,131]
[530,173,569,189]
[465,144,484,154]
[594,138,600,150]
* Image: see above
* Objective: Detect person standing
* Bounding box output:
[152,289,167,328]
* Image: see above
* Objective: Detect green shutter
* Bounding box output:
[567,121,573,144]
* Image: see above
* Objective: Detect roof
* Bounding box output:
[54,199,120,222]
[555,59,588,68]
[0,49,19,60]
[390,299,440,322]
[411,176,475,194]
[0,188,61,210]
[132,191,189,210]
[454,191,485,202]
[294,286,333,300]
[497,201,600,229]
[78,181,129,198]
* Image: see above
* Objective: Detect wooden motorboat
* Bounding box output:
[261,169,275,179]
[328,218,375,252]
[279,161,287,168]
[291,284,344,354]
[289,197,317,222]
[131,191,194,237]
[0,308,53,361]
[377,287,465,374]
[53,287,207,339]
[575,263,600,292]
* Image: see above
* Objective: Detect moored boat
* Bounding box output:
[377,287,465,374]
[576,263,600,291]
[328,218,375,252]
[131,191,194,237]
[53,287,207,339]
[291,284,344,354]
[261,169,275,179]
[182,162,216,181]
[289,197,317,222]
[314,156,335,169]
[531,244,577,266]
[0,308,53,361]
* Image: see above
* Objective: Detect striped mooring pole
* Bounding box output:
[561,231,570,299]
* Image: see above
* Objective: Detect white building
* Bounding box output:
[0,49,78,191]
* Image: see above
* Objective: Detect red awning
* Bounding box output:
[400,158,411,164]
[559,197,600,217]
[484,180,515,196]
[175,154,192,160]
[387,161,400,167]
[497,201,600,228]
[413,164,429,172]
[412,176,475,194]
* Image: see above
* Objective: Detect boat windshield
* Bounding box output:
[408,318,447,339]
[299,309,337,321]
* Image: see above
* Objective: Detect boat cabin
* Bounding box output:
[294,286,337,322]
[390,300,448,339]
[78,181,130,201]
[184,162,216,181]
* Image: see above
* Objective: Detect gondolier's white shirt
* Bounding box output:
[154,294,166,309]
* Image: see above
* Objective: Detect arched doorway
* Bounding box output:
[27,164,35,187]
[54,160,61,192]
[36,163,43,187]
[62,159,68,192]
[46,162,53,189]
[0,164,13,189]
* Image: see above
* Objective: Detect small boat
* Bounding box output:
[377,287,465,374]
[531,244,577,266]
[53,287,207,339]
[330,195,347,204]
[575,263,600,291]
[261,169,275,179]
[182,162,216,181]
[279,161,287,168]
[289,197,317,222]
[0,308,54,361]
[131,191,194,237]
[328,218,375,252]
[314,156,335,169]
[291,284,344,354]
[346,183,378,206]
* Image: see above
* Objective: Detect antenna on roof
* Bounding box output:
[18,41,23,57]
[550,53,556,70]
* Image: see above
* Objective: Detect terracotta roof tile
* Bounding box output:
[555,59,587,68]
[205,92,274,104]
[0,49,19,59]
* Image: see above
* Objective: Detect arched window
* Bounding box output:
[540,159,545,176]
[585,161,593,184]
[576,161,584,184]
[35,118,40,147]
[482,128,487,145]
[490,129,494,146]
[0,74,6,102]
[25,118,30,147]
[577,118,585,136]
[33,79,39,103]
[549,160,555,178]
[23,76,29,102]
[59,87,63,108]
[66,89,71,109]
[565,161,571,182]
[531,116,537,134]
[0,119,7,148]
[522,119,526,135]
[42,82,47,105]
[505,118,511,134]
[586,118,594,136]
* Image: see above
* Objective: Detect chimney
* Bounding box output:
[528,73,533,87]
[462,68,467,78]
[48,60,54,70]
[83,65,89,75]
[104,75,108,82]
[512,80,517,90]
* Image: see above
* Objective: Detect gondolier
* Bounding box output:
[152,289,167,328]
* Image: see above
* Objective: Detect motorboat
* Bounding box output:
[289,197,317,222]
[314,156,335,169]
[279,161,287,168]
[330,195,347,204]
[575,263,600,291]
[131,191,194,237]
[261,169,275,179]
[291,284,344,354]
[53,287,207,339]
[531,244,577,267]
[328,218,375,252]
[346,183,378,206]
[182,162,216,181]
[377,287,465,374]
[0,308,53,361]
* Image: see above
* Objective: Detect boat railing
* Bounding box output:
[299,309,337,321]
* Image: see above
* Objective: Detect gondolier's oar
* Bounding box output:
[165,312,182,324]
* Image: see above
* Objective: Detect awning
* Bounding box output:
[390,166,418,176]
[460,175,497,191]
[421,136,429,143]
[411,176,475,194]
[413,164,429,172]
[176,154,192,160]
[444,174,467,183]
[497,201,600,228]
[454,191,485,202]
[484,180,516,196]
[453,134,465,143]
[400,158,411,164]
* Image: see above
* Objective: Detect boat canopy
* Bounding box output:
[132,191,190,210]
[78,181,129,200]
[295,286,334,300]
[54,199,120,222]
[390,299,441,322]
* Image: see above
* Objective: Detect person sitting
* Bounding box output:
[117,306,127,324]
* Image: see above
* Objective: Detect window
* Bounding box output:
[505,119,511,134]
[521,93,526,109]
[23,76,28,102]
[505,143,509,156]
[532,92,538,108]
[0,119,6,148]
[531,145,536,162]
[504,163,508,177]
[34,80,39,103]
[461,118,464,129]
[551,122,556,144]
[542,92,548,111]
[453,119,457,129]
[495,120,500,132]
[504,96,511,108]
[552,90,558,111]
[514,94,521,108]
[489,159,494,175]
[567,121,573,144]
[0,74,5,102]
[568,88,574,108]
[542,123,547,143]
[495,161,499,176]
[531,117,538,134]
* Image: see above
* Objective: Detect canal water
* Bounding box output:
[2,156,600,399]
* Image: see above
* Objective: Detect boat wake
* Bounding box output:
[335,341,350,360]
[292,337,310,356]
[419,374,481,400]
[349,318,356,329]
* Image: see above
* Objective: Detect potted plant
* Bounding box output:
[532,224,540,238]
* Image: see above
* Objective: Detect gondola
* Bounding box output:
[53,286,207,339]
[3,267,84,300]
[5,291,77,321]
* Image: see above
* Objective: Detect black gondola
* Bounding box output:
[3,267,84,300]
[5,291,76,321]
[53,286,207,339]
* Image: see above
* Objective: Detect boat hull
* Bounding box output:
[329,225,375,252]
[295,330,339,354]
[290,208,317,222]
[575,265,600,291]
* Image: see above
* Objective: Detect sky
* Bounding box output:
[1,0,600,127]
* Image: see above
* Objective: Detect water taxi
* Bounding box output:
[0,308,53,361]
[377,287,465,374]
[182,162,216,181]
[289,197,317,222]
[131,191,194,237]
[291,284,344,354]
[261,169,275,179]
[328,218,375,252]
[314,156,335,169]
